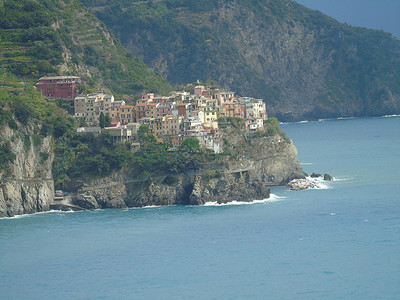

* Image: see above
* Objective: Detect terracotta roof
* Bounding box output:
[135,103,147,107]
[120,105,134,109]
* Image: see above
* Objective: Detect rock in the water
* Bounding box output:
[311,172,322,178]
[323,174,334,181]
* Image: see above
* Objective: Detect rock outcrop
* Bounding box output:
[287,173,335,190]
[70,132,306,209]
[0,121,306,216]
[0,124,54,217]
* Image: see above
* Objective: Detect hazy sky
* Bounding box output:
[295,0,400,39]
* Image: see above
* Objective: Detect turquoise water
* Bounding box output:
[1,117,399,299]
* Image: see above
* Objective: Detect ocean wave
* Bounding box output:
[300,162,314,165]
[288,176,333,190]
[382,114,400,118]
[337,117,356,120]
[0,209,62,220]
[203,194,284,206]
[123,205,164,211]
[280,120,310,125]
[307,176,332,190]
[333,177,352,182]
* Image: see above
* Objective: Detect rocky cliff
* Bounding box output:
[70,130,305,209]
[0,124,54,217]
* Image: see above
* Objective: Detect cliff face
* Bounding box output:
[0,124,54,217]
[80,0,400,121]
[70,133,305,209]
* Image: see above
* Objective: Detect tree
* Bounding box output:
[138,125,149,137]
[105,114,111,127]
[180,137,200,152]
[99,112,105,128]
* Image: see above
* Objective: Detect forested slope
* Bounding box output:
[0,0,171,98]
[80,0,400,121]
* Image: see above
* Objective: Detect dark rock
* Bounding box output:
[73,194,100,209]
[311,172,322,178]
[323,174,334,181]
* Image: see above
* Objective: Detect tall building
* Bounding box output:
[36,76,81,100]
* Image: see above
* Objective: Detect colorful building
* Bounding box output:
[36,76,81,100]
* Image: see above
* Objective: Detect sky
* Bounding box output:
[295,0,400,39]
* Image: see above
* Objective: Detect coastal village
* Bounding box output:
[35,75,268,153]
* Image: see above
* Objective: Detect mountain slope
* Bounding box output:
[0,0,171,98]
[80,0,400,121]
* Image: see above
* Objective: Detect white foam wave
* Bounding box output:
[300,162,314,165]
[333,177,351,182]
[382,114,400,118]
[308,176,332,190]
[337,117,355,120]
[142,205,162,209]
[203,194,284,206]
[0,209,62,220]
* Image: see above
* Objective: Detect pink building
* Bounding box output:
[194,85,205,95]
[135,103,147,120]
[142,93,154,100]
[36,76,81,100]
[245,118,264,132]
[157,103,172,117]
[214,91,235,106]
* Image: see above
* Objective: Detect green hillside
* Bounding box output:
[0,0,171,98]
[80,0,400,121]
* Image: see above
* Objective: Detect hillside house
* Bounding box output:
[120,105,135,124]
[194,85,205,95]
[162,115,183,137]
[135,103,147,120]
[214,91,235,106]
[76,126,102,136]
[145,103,159,119]
[74,93,113,126]
[104,126,132,143]
[245,118,264,132]
[36,76,81,100]
[177,103,190,117]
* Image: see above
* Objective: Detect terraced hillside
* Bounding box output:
[0,0,171,98]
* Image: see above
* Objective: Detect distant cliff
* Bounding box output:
[80,0,400,121]
[69,126,305,209]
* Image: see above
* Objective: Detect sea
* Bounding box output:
[1,116,399,300]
